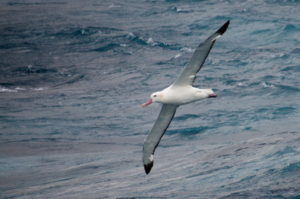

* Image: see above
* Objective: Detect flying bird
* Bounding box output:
[141,20,230,174]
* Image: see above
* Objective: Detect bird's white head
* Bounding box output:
[141,91,163,107]
[201,88,217,98]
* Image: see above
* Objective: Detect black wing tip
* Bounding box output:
[144,161,153,175]
[216,20,230,35]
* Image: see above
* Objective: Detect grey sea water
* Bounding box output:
[0,0,300,198]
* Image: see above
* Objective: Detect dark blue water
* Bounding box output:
[1,0,300,198]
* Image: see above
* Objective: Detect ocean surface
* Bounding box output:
[1,0,300,198]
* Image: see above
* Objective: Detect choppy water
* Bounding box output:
[1,0,300,198]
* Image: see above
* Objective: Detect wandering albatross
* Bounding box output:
[141,20,230,174]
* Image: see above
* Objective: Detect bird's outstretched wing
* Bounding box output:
[143,104,178,174]
[173,20,230,87]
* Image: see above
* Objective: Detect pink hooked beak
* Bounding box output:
[141,98,153,107]
[208,93,217,98]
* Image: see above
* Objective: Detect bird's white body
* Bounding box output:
[151,85,216,105]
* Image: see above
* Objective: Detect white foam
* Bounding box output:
[261,82,274,88]
[0,86,26,93]
[108,4,120,8]
[32,87,46,91]
[174,53,182,59]
[181,47,193,53]
[0,86,46,92]
[127,32,135,39]
[146,37,155,45]
[15,87,26,91]
[0,87,17,93]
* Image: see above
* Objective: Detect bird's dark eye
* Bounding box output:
[153,94,157,97]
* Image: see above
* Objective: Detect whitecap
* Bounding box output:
[261,82,274,88]
[15,87,26,91]
[270,53,286,58]
[80,29,86,35]
[0,87,18,93]
[170,6,190,13]
[174,53,182,59]
[108,3,120,8]
[181,47,193,53]
[126,32,136,39]
[146,37,156,46]
[32,87,46,91]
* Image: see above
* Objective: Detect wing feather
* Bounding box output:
[173,20,230,86]
[143,104,178,174]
